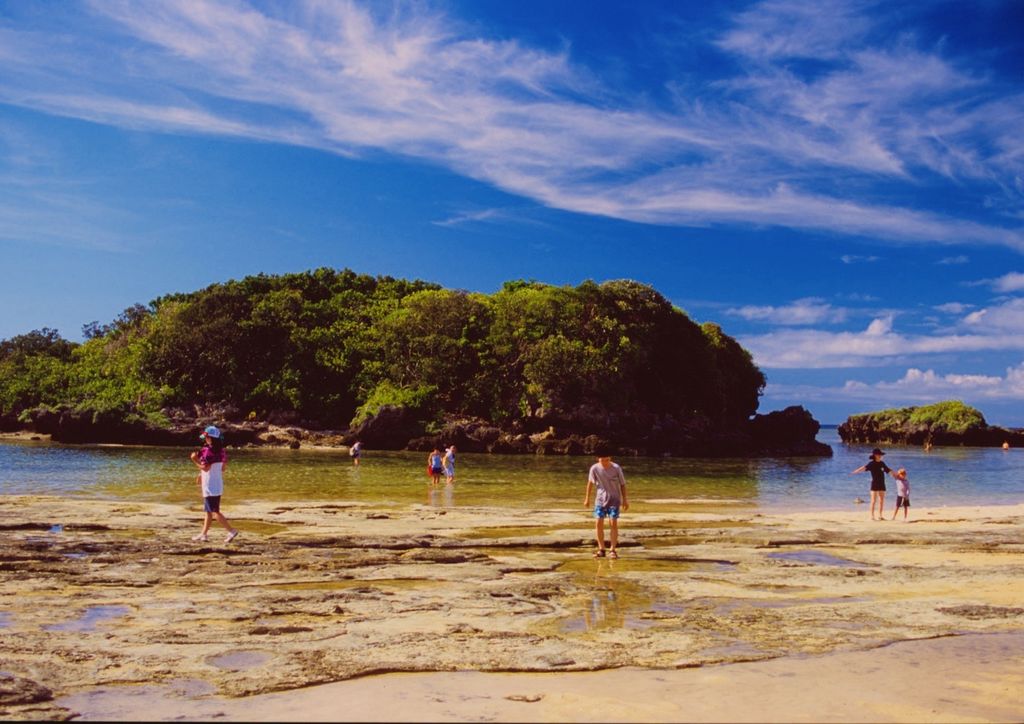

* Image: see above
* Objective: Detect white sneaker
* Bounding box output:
[192,533,208,542]
[224,530,239,544]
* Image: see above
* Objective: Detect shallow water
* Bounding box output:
[1,429,1022,510]
[43,605,130,633]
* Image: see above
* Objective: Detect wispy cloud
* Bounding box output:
[840,254,880,264]
[934,302,972,315]
[432,208,505,228]
[0,0,1021,249]
[937,255,969,265]
[726,297,846,325]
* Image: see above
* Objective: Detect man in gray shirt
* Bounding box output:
[583,451,629,558]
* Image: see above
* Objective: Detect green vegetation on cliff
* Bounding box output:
[0,269,765,436]
[847,401,986,435]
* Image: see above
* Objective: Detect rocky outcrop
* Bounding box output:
[839,405,1024,448]
[749,406,833,456]
[365,406,830,458]
[13,401,831,458]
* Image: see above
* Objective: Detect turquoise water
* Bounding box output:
[1,429,1022,510]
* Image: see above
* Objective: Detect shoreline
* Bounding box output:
[2,496,1023,721]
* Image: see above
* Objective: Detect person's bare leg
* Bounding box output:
[594,517,605,554]
[201,512,212,536]
[869,491,878,519]
[213,511,234,532]
[878,492,886,519]
[609,518,619,553]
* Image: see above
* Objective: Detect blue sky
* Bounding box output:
[1,0,1023,425]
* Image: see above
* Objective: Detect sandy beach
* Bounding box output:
[2,495,1023,721]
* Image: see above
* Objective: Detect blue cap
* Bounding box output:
[200,425,221,439]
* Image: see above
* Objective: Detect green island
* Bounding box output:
[838,400,1024,447]
[0,268,827,456]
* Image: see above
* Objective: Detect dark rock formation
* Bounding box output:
[346,405,426,449]
[749,406,833,456]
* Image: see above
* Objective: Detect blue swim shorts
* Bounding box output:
[594,504,620,519]
[204,495,221,513]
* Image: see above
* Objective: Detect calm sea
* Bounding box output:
[1,428,1021,511]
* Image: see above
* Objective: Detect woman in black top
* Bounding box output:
[852,448,895,521]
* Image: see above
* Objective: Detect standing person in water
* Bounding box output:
[852,448,895,521]
[427,447,443,487]
[442,445,457,485]
[350,440,362,466]
[583,450,629,558]
[189,426,239,543]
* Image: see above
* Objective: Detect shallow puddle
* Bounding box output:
[626,519,753,531]
[49,524,63,534]
[766,550,873,568]
[206,650,271,671]
[63,552,90,560]
[43,604,130,632]
[0,612,11,629]
[554,557,710,633]
[461,526,556,539]
[232,519,290,536]
[267,577,438,591]
[559,556,733,575]
[715,595,869,614]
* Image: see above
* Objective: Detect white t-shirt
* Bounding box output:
[588,462,626,507]
[201,462,224,497]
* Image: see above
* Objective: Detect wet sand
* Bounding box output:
[1,495,1022,721]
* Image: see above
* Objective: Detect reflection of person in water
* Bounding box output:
[581,560,624,631]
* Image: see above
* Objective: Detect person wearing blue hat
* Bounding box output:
[189,426,239,543]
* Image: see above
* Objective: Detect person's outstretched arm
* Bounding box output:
[851,465,867,474]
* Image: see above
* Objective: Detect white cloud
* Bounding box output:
[0,0,1021,249]
[765,362,1024,404]
[937,255,969,265]
[742,315,1024,368]
[840,254,880,264]
[934,302,972,314]
[989,272,1024,293]
[961,298,1024,333]
[726,297,846,325]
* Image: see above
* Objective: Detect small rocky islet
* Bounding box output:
[838,400,1024,448]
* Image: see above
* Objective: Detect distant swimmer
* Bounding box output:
[1002,441,1010,451]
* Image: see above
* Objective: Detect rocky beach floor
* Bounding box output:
[1,495,1023,721]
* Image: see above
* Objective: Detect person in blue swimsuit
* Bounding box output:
[427,448,443,487]
[442,445,457,485]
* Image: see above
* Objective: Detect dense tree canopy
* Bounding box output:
[0,269,765,435]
